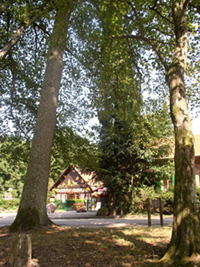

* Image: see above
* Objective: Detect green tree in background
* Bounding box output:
[77,0,174,214]
[0,136,30,198]
[50,126,99,183]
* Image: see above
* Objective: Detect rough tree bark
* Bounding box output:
[10,2,72,230]
[162,1,200,265]
[111,0,200,264]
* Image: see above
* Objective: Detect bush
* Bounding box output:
[54,199,85,210]
[196,187,200,208]
[158,190,174,214]
[0,199,20,211]
[131,185,174,215]
[96,207,109,216]
[131,185,159,214]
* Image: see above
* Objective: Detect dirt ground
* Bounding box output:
[0,225,171,267]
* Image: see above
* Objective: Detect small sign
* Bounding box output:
[150,199,160,208]
[5,192,13,199]
[96,202,101,210]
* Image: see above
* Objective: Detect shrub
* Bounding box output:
[196,187,200,208]
[96,207,109,216]
[131,185,159,214]
[0,199,20,211]
[54,199,85,210]
[158,190,174,214]
[131,185,174,215]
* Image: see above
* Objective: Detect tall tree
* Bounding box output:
[163,1,200,263]
[11,1,73,230]
[100,0,200,264]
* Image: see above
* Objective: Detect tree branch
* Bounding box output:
[126,38,142,78]
[148,40,169,72]
[112,34,169,71]
[0,1,52,61]
[112,34,173,46]
[0,15,38,61]
[151,0,159,10]
[126,38,142,103]
[150,2,173,24]
[126,1,144,37]
[0,0,10,16]
[183,0,190,12]
[33,22,50,36]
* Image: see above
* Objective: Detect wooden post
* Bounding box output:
[159,198,163,226]
[9,233,32,267]
[147,198,151,227]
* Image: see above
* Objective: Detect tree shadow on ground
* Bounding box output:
[0,225,171,267]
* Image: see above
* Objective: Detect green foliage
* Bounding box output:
[0,199,20,211]
[49,126,99,182]
[131,185,174,215]
[86,2,175,212]
[54,199,85,210]
[196,187,200,208]
[0,136,30,198]
[131,185,158,214]
[96,206,109,216]
[159,190,174,215]
[96,99,174,212]
[0,1,54,137]
[0,129,98,201]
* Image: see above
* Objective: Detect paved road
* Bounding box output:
[0,211,173,228]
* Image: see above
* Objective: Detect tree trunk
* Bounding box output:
[162,1,200,265]
[9,234,32,267]
[10,3,72,230]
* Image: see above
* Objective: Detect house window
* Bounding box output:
[56,193,61,200]
[75,193,80,200]
[61,194,66,200]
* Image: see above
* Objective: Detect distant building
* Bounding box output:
[50,166,103,200]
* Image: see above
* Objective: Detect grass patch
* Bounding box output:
[0,226,171,266]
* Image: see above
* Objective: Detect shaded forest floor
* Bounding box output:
[0,225,171,267]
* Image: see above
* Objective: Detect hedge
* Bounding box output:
[131,185,174,215]
[0,199,86,211]
[54,199,85,210]
[0,199,20,211]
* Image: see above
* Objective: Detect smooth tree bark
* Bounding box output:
[10,2,73,230]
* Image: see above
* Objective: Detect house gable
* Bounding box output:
[50,167,92,194]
